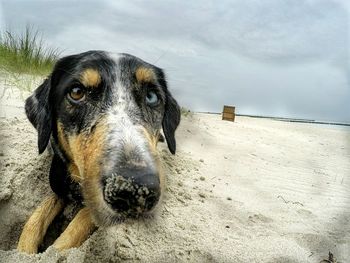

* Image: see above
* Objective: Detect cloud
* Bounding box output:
[0,3,4,30]
[2,1,347,62]
[1,0,349,122]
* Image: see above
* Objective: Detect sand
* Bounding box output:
[0,82,349,263]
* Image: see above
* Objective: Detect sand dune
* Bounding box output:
[0,84,349,262]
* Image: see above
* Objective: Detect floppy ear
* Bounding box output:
[25,78,52,154]
[162,91,181,154]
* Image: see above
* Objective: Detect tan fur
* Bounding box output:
[57,122,82,182]
[57,122,72,159]
[69,120,108,213]
[67,133,86,180]
[17,195,64,254]
[80,68,101,87]
[53,208,96,251]
[57,118,109,224]
[68,163,81,182]
[57,117,108,202]
[140,127,159,150]
[141,128,165,193]
[57,119,108,184]
[135,67,155,83]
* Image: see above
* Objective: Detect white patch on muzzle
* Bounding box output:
[106,83,154,173]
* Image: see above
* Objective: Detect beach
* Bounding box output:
[0,83,349,262]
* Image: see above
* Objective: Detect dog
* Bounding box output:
[17,50,180,254]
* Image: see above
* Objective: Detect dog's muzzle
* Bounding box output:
[102,164,160,216]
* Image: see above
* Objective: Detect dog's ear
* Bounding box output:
[162,90,181,155]
[25,78,52,154]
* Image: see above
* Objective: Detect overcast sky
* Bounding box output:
[0,0,349,122]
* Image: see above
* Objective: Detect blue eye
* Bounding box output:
[146,91,159,106]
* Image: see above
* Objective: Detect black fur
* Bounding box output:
[25,78,52,154]
[162,90,181,154]
[49,154,82,200]
[49,154,69,197]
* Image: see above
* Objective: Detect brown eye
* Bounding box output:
[68,86,85,102]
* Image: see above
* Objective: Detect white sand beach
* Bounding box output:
[0,83,349,262]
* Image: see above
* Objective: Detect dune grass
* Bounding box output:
[0,26,59,76]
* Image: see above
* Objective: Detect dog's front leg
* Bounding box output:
[52,207,96,251]
[17,194,64,254]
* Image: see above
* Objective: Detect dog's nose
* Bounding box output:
[103,166,160,215]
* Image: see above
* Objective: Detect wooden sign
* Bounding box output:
[222,105,235,122]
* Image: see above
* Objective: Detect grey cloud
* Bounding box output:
[2,1,347,63]
[1,0,349,122]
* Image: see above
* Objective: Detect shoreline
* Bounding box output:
[197,111,350,127]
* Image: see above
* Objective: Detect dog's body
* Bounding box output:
[17,51,180,254]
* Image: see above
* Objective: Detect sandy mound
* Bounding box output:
[0,85,349,262]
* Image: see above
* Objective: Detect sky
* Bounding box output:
[0,0,349,122]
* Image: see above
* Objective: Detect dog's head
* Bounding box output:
[25,51,180,225]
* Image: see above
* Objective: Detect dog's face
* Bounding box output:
[25,51,180,225]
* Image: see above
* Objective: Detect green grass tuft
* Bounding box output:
[0,26,59,76]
